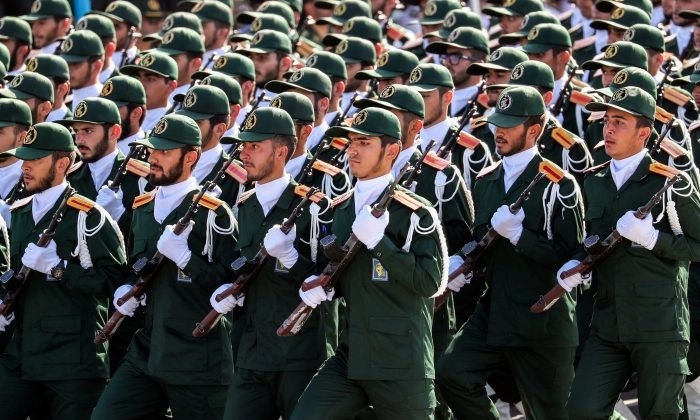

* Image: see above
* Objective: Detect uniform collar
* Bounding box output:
[255,173,291,216]
[354,173,393,215]
[154,177,199,224]
[87,148,119,190]
[32,181,69,225]
[193,143,223,183]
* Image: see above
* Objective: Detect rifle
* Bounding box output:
[297,138,330,186]
[437,82,484,159]
[94,186,214,344]
[192,186,319,337]
[330,91,360,128]
[276,164,413,337]
[4,174,25,205]
[108,145,144,192]
[119,26,136,68]
[656,57,675,104]
[530,171,683,313]
[649,113,676,158]
[433,161,566,310]
[550,64,579,117]
[401,139,436,189]
[0,187,75,318]
[242,91,268,123]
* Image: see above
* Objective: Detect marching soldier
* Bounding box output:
[402,0,460,61]
[482,0,546,37]
[198,72,244,141]
[20,0,72,55]
[58,30,106,114]
[73,14,119,84]
[92,0,142,69]
[301,51,348,126]
[0,17,32,76]
[407,63,456,154]
[0,71,55,124]
[190,0,232,70]
[153,27,205,104]
[25,55,72,122]
[99,75,148,154]
[355,49,421,98]
[333,36,377,115]
[0,99,32,226]
[498,11,560,46]
[141,11,202,46]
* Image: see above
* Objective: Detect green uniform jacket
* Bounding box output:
[235,180,338,372]
[472,155,584,347]
[451,121,496,188]
[332,186,445,380]
[538,116,592,184]
[200,150,246,207]
[294,151,352,200]
[125,188,237,386]
[1,189,126,380]
[581,153,700,343]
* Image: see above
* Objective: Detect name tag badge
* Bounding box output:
[177,269,192,283]
[372,258,388,281]
[274,259,289,274]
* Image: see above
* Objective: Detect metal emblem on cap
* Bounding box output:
[611,7,625,19]
[200,77,211,86]
[527,27,539,41]
[424,1,438,16]
[504,0,517,7]
[154,119,168,135]
[184,92,197,108]
[498,93,512,110]
[379,85,396,98]
[306,55,318,67]
[148,0,160,10]
[75,101,88,118]
[101,81,114,96]
[409,68,422,83]
[623,28,635,41]
[191,2,205,13]
[162,31,175,45]
[342,20,354,33]
[214,56,228,69]
[447,28,460,42]
[31,0,41,14]
[106,2,118,12]
[140,54,156,67]
[336,39,349,55]
[603,44,618,59]
[251,17,263,32]
[252,32,264,45]
[511,64,524,79]
[61,38,73,53]
[24,127,37,145]
[488,50,503,63]
[10,74,23,87]
[259,2,270,11]
[445,12,457,28]
[26,58,38,72]
[377,52,389,67]
[243,113,257,131]
[613,70,628,85]
[353,110,368,126]
[334,3,347,16]
[76,18,88,30]
[162,16,174,31]
[270,97,283,108]
[289,70,304,83]
[612,88,628,101]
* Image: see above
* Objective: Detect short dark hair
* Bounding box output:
[209,113,229,127]
[523,113,546,140]
[52,149,76,173]
[635,115,653,130]
[271,134,297,162]
[12,125,29,136]
[182,144,202,168]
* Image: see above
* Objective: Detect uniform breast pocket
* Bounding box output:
[634,282,679,332]
[584,206,607,235]
[509,291,550,339]
[368,317,414,369]
[33,316,82,363]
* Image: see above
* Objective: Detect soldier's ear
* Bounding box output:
[542,91,554,106]
[333,81,345,98]
[229,104,241,123]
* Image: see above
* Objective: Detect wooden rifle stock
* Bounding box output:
[192,187,319,337]
[276,164,413,337]
[0,187,75,318]
[530,173,683,313]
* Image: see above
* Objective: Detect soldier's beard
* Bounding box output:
[148,153,185,186]
[79,132,110,163]
[26,164,57,194]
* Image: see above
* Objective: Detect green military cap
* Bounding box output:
[100,75,147,106]
[596,0,653,17]
[266,67,333,98]
[467,46,529,75]
[590,4,651,31]
[235,107,296,142]
[408,63,455,91]
[425,9,483,39]
[326,107,401,140]
[143,12,202,42]
[334,36,376,64]
[196,52,256,81]
[156,27,205,56]
[175,85,230,120]
[57,97,121,125]
[191,0,233,27]
[587,85,655,121]
[356,49,421,80]
[237,1,296,29]
[238,30,293,55]
[230,15,291,43]
[91,1,143,28]
[597,66,657,97]
[581,41,648,71]
[1,122,76,161]
[0,44,8,69]
[270,92,315,124]
[487,86,545,128]
[522,23,572,54]
[0,99,32,127]
[623,24,665,52]
[317,0,373,27]
[121,51,179,80]
[59,30,105,63]
[280,0,303,12]
[425,27,490,55]
[488,60,556,91]
[132,113,202,149]
[199,73,242,105]
[133,0,168,19]
[483,0,544,17]
[75,14,116,40]
[499,11,560,45]
[323,16,382,47]
[354,84,425,118]
[420,0,461,25]
[0,72,54,102]
[26,55,69,81]
[21,0,73,20]
[672,60,700,87]
[679,10,700,20]
[303,51,348,80]
[177,0,234,9]
[0,17,33,45]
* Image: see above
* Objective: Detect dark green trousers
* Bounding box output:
[0,362,105,420]
[91,358,227,420]
[568,335,689,420]
[290,348,436,420]
[224,367,317,420]
[436,312,575,420]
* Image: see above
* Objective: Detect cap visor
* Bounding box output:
[482,6,513,16]
[19,13,53,21]
[154,47,188,56]
[3,146,53,160]
[467,62,509,75]
[425,42,452,54]
[355,68,402,80]
[316,17,345,26]
[354,98,403,112]
[191,70,213,80]
[236,131,276,142]
[55,118,110,125]
[594,0,617,12]
[142,32,163,41]
[582,59,626,70]
[120,65,172,79]
[229,34,253,43]
[0,88,32,100]
[0,121,17,128]
[679,10,700,19]
[265,80,311,94]
[175,108,214,121]
[60,54,91,63]
[238,47,276,55]
[585,101,643,117]
[486,112,527,128]
[236,12,259,25]
[595,87,614,97]
[321,33,344,47]
[325,125,384,138]
[131,136,186,150]
[522,43,553,54]
[409,83,439,92]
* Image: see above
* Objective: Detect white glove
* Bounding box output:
[446,255,473,293]
[22,240,61,274]
[0,312,14,332]
[0,199,10,226]
[157,221,194,269]
[352,205,389,249]
[210,283,245,314]
[113,284,146,317]
[557,259,591,292]
[299,275,335,308]
[263,223,298,269]
[490,205,525,245]
[616,211,659,250]
[96,184,126,222]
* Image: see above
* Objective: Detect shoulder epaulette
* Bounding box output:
[655,106,674,124]
[236,188,256,205]
[10,195,33,211]
[457,131,481,150]
[659,137,689,159]
[689,119,700,132]
[551,128,581,150]
[476,160,502,179]
[132,190,155,209]
[663,86,692,107]
[471,115,487,129]
[198,192,223,211]
[649,162,681,178]
[393,190,423,211]
[330,137,348,151]
[570,89,595,106]
[573,35,596,51]
[422,151,450,171]
[588,111,606,122]
[67,160,83,175]
[126,159,150,178]
[312,159,342,176]
[225,160,248,184]
[294,184,327,203]
[67,194,95,212]
[583,160,610,175]
[331,188,354,208]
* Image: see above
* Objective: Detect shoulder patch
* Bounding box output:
[422,151,450,171]
[551,128,580,150]
[126,159,150,178]
[583,159,610,175]
[393,190,422,211]
[67,194,95,212]
[457,131,481,150]
[655,106,674,124]
[236,188,256,205]
[331,188,354,208]
[198,192,223,211]
[225,160,248,184]
[10,195,33,211]
[471,116,487,129]
[330,137,348,151]
[649,162,681,178]
[294,184,327,203]
[573,35,596,51]
[476,160,502,179]
[312,159,342,176]
[132,190,155,209]
[659,137,688,160]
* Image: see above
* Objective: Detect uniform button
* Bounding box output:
[375,252,382,257]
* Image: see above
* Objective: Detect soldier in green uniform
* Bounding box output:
[25,54,72,122]
[20,0,72,55]
[0,122,127,419]
[300,51,348,126]
[197,72,244,141]
[355,49,420,98]
[91,0,143,69]
[437,86,584,419]
[91,113,238,419]
[0,17,32,77]
[99,74,148,153]
[564,86,700,419]
[58,30,107,114]
[0,99,32,224]
[401,0,461,61]
[290,107,448,420]
[0,71,55,124]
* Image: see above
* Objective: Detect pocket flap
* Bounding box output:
[584,205,605,221]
